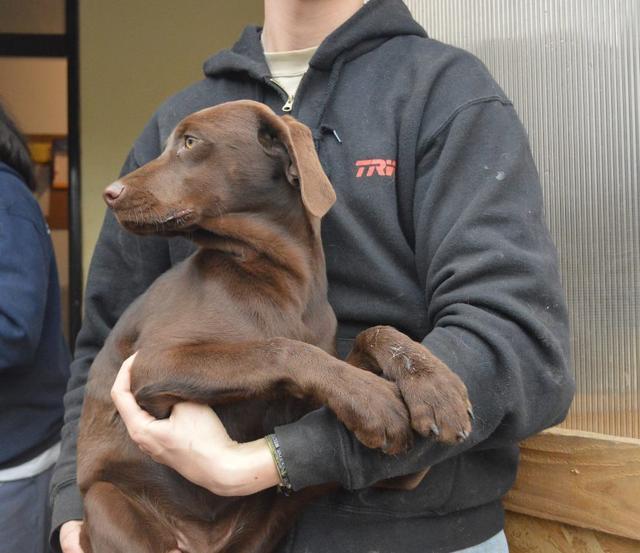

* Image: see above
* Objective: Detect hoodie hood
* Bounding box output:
[202,0,427,79]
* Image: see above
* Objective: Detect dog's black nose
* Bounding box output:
[104,181,125,206]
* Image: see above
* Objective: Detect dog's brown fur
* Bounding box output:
[77,100,472,553]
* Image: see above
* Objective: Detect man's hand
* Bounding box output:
[111,353,280,496]
[59,520,84,553]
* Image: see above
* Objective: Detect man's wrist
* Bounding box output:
[50,480,85,553]
[209,438,281,496]
[264,433,292,493]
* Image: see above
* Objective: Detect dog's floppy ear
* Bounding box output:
[257,109,336,219]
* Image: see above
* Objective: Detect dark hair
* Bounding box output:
[0,102,36,191]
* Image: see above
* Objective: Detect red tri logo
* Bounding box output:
[355,159,397,178]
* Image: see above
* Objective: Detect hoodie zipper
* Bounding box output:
[268,78,294,112]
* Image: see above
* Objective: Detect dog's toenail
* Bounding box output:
[430,424,440,436]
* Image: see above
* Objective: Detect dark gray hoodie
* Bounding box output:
[50,0,574,551]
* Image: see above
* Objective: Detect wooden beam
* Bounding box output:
[505,512,640,553]
[504,428,640,540]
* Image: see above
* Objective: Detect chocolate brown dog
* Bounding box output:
[77,100,472,553]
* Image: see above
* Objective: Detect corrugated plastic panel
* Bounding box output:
[405,0,639,438]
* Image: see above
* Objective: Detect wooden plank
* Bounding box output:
[505,512,640,553]
[504,428,640,540]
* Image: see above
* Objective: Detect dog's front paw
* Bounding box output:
[349,326,473,445]
[327,370,413,455]
[390,346,473,444]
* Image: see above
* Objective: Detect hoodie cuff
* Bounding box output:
[49,481,83,553]
[274,407,350,491]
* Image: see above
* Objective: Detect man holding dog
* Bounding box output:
[52,0,574,551]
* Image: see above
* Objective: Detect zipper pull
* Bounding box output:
[281,95,294,112]
[268,78,294,112]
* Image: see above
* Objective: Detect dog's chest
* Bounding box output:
[130,254,310,347]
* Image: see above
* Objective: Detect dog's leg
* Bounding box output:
[346,325,473,444]
[82,481,177,553]
[226,485,333,553]
[129,339,412,454]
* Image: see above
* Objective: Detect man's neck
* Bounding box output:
[262,0,364,52]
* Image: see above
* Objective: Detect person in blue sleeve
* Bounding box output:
[0,103,71,553]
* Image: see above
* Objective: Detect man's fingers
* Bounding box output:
[59,520,85,553]
[111,352,156,444]
[110,352,135,400]
[170,401,215,420]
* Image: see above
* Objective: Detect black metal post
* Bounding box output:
[66,0,83,349]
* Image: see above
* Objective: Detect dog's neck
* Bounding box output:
[191,212,325,289]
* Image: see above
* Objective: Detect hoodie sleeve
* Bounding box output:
[274,99,574,490]
[49,118,172,548]
[0,210,49,371]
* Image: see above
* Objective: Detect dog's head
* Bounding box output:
[103,100,336,238]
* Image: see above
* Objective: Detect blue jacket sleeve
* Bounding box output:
[0,211,49,371]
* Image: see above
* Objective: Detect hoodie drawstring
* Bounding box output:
[313,55,346,144]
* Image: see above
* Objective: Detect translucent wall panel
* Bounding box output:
[405,0,639,438]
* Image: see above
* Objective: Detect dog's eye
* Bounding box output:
[184,136,197,149]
